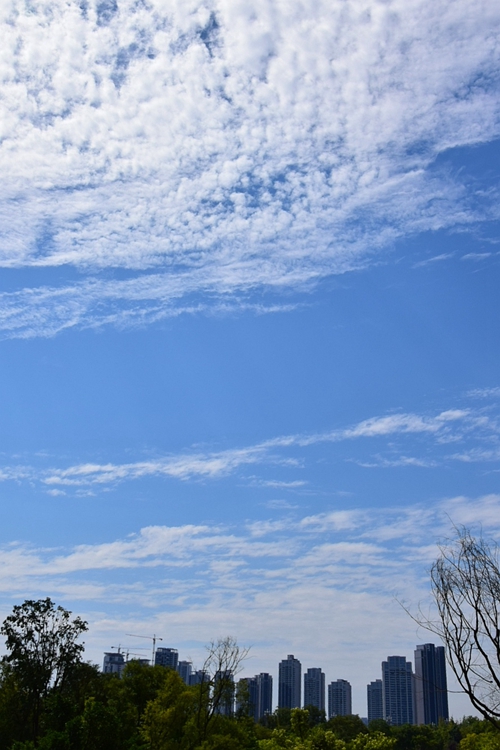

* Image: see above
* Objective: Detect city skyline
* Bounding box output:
[102,641,451,724]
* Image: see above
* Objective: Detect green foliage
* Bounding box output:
[304,706,327,727]
[291,710,311,741]
[392,723,446,750]
[141,670,197,750]
[309,728,346,750]
[326,716,368,742]
[1,598,88,695]
[264,708,292,730]
[351,731,397,750]
[368,721,392,736]
[459,734,500,750]
[0,598,88,744]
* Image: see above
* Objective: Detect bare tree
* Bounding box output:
[419,528,500,729]
[195,636,250,741]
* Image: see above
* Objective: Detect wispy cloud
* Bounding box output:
[0,0,498,335]
[0,403,496,489]
[353,455,438,469]
[461,252,495,261]
[466,387,500,399]
[413,253,454,268]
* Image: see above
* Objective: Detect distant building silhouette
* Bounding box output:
[367,679,383,722]
[103,651,125,676]
[258,672,273,718]
[414,644,449,724]
[155,647,179,670]
[382,656,414,725]
[304,668,325,711]
[178,660,193,684]
[279,655,302,708]
[189,669,209,686]
[238,676,259,720]
[214,670,235,716]
[328,679,352,718]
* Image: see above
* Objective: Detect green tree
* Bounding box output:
[391,724,444,750]
[351,732,397,750]
[326,715,368,742]
[1,598,88,745]
[141,669,197,750]
[291,709,310,741]
[460,733,500,750]
[368,721,392,736]
[304,706,326,727]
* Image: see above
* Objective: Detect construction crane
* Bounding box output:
[111,645,148,662]
[126,633,163,665]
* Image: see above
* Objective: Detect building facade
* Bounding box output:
[304,668,325,712]
[103,651,125,676]
[367,679,383,722]
[190,669,209,686]
[177,660,193,684]
[328,679,352,718]
[382,656,414,725]
[414,644,449,725]
[155,647,179,670]
[278,655,302,709]
[258,673,273,718]
[238,676,259,721]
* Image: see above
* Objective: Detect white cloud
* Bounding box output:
[461,252,494,261]
[38,407,477,486]
[413,253,454,268]
[466,387,500,399]
[0,402,494,489]
[0,0,498,335]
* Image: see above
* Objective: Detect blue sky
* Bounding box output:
[0,0,500,717]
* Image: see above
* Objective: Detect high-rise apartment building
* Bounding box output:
[328,679,352,718]
[238,676,259,720]
[103,651,125,676]
[304,668,325,711]
[155,647,179,670]
[414,644,449,724]
[367,679,383,722]
[177,660,193,684]
[278,655,302,709]
[238,673,273,721]
[382,656,414,725]
[190,669,209,686]
[258,673,273,718]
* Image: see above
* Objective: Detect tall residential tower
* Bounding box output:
[328,679,352,718]
[367,679,383,722]
[304,668,325,712]
[382,656,414,725]
[278,655,302,709]
[414,644,449,724]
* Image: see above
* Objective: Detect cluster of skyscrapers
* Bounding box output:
[367,645,449,726]
[103,646,208,686]
[103,642,449,726]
